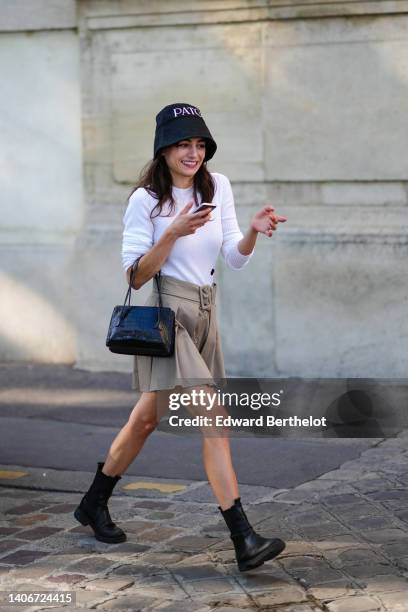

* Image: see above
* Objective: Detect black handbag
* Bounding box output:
[106,256,175,356]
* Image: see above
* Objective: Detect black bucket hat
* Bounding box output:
[153,102,217,161]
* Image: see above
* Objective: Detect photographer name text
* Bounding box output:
[168,415,327,428]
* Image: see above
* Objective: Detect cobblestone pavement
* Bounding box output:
[1,432,408,611]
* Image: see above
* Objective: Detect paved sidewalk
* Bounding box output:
[1,432,408,611]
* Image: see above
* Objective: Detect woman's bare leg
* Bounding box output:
[200,395,286,570]
[102,391,162,477]
[183,385,239,510]
[102,385,239,509]
[202,434,239,510]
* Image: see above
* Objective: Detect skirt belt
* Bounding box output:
[152,274,217,311]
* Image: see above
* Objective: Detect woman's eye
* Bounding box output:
[177,143,206,149]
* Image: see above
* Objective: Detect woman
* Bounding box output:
[74,102,287,572]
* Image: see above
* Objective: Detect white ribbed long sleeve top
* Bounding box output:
[122,172,252,286]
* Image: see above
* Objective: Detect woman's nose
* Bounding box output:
[187,144,202,155]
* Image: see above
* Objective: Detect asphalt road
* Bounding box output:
[0,362,380,489]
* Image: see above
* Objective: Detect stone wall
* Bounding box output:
[0,0,82,364]
[1,0,407,376]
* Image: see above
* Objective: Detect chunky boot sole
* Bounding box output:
[238,539,286,572]
[74,506,126,544]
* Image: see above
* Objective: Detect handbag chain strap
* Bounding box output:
[123,256,164,324]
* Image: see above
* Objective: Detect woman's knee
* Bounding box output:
[127,391,160,436]
[201,424,231,443]
[127,415,159,437]
[139,418,159,436]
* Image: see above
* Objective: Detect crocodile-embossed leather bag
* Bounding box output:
[106,256,175,356]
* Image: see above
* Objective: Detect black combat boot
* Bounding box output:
[74,462,126,544]
[219,497,285,571]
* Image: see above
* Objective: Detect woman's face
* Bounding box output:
[161,137,206,183]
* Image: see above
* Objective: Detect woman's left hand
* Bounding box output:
[251,206,287,237]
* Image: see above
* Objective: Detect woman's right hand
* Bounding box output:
[168,200,212,238]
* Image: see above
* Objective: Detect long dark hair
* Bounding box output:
[129,154,216,218]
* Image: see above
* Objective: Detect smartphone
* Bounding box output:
[194,204,217,214]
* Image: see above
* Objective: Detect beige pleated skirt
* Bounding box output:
[132,275,226,392]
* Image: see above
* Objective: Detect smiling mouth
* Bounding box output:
[181,161,199,168]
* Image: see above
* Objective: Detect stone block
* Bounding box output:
[80,0,408,24]
[291,566,347,587]
[110,23,264,183]
[65,556,115,575]
[392,556,408,571]
[131,500,172,510]
[285,509,333,526]
[0,540,25,554]
[296,522,351,540]
[165,535,216,553]
[210,549,236,565]
[264,18,408,181]
[326,595,382,611]
[95,593,157,609]
[101,542,150,556]
[17,527,63,541]
[235,569,294,591]
[0,549,50,566]
[171,563,225,581]
[382,541,408,558]
[141,527,182,543]
[324,494,366,506]
[361,574,408,594]
[377,591,408,610]
[193,593,253,609]
[0,528,22,537]
[5,502,48,516]
[183,577,240,596]
[0,32,82,233]
[273,239,408,377]
[112,519,156,535]
[14,514,50,527]
[41,503,78,514]
[46,573,86,585]
[352,479,397,494]
[308,580,361,600]
[276,606,321,612]
[309,536,366,553]
[362,529,408,544]
[111,563,167,578]
[0,0,76,31]
[345,564,399,579]
[145,511,175,521]
[381,500,408,511]
[253,586,308,606]
[345,516,392,531]
[153,600,214,612]
[126,580,188,601]
[139,551,186,566]
[278,540,321,557]
[280,556,330,571]
[85,577,134,592]
[330,504,385,521]
[75,589,110,606]
[332,548,384,568]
